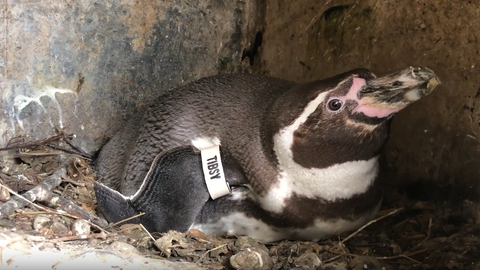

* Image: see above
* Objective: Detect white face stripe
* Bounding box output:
[345,118,378,131]
[287,92,329,136]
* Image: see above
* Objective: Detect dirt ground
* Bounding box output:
[1,0,480,270]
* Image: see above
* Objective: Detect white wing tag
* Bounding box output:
[200,145,231,199]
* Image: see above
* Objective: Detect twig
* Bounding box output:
[380,254,422,264]
[11,211,51,216]
[110,212,146,227]
[377,248,428,264]
[0,182,108,234]
[325,248,426,265]
[414,218,433,249]
[43,192,108,228]
[15,150,67,157]
[60,178,86,187]
[50,231,107,243]
[71,158,89,179]
[0,134,63,152]
[0,160,69,218]
[61,136,92,159]
[340,208,404,244]
[322,253,346,264]
[0,157,109,233]
[426,218,432,238]
[0,132,91,159]
[195,244,228,264]
[323,208,426,266]
[46,144,91,159]
[59,183,75,197]
[0,183,50,212]
[140,223,155,241]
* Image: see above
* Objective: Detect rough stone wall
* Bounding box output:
[0,0,262,153]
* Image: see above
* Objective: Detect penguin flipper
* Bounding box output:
[95,146,211,233]
[94,181,142,225]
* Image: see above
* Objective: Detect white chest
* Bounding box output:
[259,152,379,213]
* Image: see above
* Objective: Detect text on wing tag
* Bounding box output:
[200,145,231,199]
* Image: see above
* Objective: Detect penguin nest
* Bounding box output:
[0,135,479,270]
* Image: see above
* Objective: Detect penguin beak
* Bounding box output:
[353,67,440,118]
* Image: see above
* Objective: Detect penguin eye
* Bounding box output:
[327,99,343,112]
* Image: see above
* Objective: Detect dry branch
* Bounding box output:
[0,160,69,218]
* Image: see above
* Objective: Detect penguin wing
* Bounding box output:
[94,146,247,233]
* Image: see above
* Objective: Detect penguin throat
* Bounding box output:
[269,128,379,202]
[265,124,379,213]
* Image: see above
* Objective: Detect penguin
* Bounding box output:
[94,66,440,243]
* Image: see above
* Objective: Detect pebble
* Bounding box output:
[32,214,69,236]
[108,241,141,257]
[294,252,321,268]
[52,220,69,236]
[33,214,52,231]
[232,236,269,253]
[0,183,10,201]
[71,219,90,236]
[320,262,348,270]
[348,256,383,270]
[230,246,272,270]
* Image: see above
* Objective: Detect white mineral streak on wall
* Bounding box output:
[0,83,77,147]
[13,86,77,130]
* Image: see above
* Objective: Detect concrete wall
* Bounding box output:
[0,0,262,153]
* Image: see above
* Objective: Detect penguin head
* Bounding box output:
[271,67,440,169]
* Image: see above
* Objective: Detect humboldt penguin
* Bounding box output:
[94,66,440,243]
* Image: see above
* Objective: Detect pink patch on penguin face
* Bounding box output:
[341,77,401,119]
[353,103,401,118]
[326,77,367,113]
[344,78,367,101]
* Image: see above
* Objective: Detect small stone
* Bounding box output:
[33,214,52,231]
[154,230,187,257]
[230,247,272,270]
[321,262,348,270]
[108,241,140,258]
[294,252,321,268]
[233,236,269,253]
[71,219,90,236]
[0,183,10,201]
[51,221,69,236]
[348,256,382,270]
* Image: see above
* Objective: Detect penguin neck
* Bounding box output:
[257,125,380,214]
